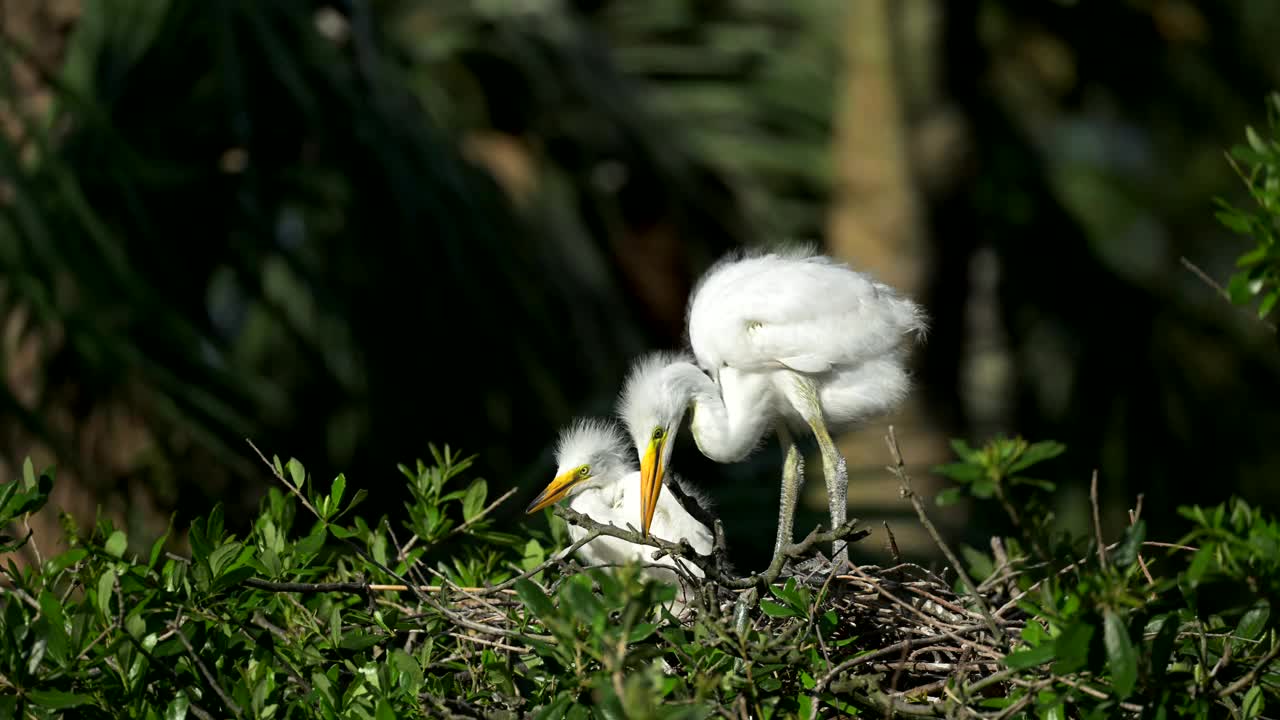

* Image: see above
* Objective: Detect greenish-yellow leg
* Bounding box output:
[774,426,804,561]
[796,376,851,569]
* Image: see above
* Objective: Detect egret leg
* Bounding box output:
[794,376,851,569]
[774,426,804,561]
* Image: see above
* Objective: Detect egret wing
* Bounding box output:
[690,254,920,372]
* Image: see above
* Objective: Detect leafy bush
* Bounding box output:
[1216,92,1280,321]
[0,433,1277,719]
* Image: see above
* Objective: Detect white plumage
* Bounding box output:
[619,246,926,568]
[526,419,715,595]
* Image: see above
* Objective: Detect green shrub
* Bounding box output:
[0,434,1277,719]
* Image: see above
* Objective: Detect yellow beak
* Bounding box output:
[639,437,665,536]
[525,469,582,514]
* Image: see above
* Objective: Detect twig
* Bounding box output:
[885,426,1003,642]
[884,521,901,564]
[554,504,868,589]
[1129,494,1155,586]
[398,487,519,558]
[811,621,999,697]
[415,593,554,645]
[1090,470,1108,573]
[1038,674,1145,713]
[1216,641,1280,698]
[1179,255,1277,332]
[994,539,1198,618]
[170,618,243,719]
[243,577,514,595]
[447,632,530,654]
[246,439,324,520]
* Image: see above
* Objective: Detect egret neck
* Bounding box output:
[637,362,774,535]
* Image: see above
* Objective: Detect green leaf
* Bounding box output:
[769,577,803,608]
[515,578,557,619]
[149,523,172,569]
[331,473,346,508]
[462,479,488,522]
[948,438,978,460]
[1022,620,1050,647]
[338,631,382,651]
[629,623,659,643]
[1147,615,1179,684]
[27,635,47,676]
[105,530,128,559]
[164,693,190,720]
[1228,272,1257,304]
[1003,642,1056,669]
[1009,476,1056,492]
[1009,441,1066,472]
[1186,545,1215,586]
[1236,600,1270,641]
[1110,520,1145,569]
[126,613,146,639]
[970,477,996,499]
[37,590,68,662]
[97,569,115,619]
[935,487,964,507]
[26,690,94,709]
[1246,125,1267,153]
[208,541,244,578]
[960,545,994,581]
[1217,209,1254,234]
[1242,684,1265,719]
[561,575,603,624]
[932,461,983,483]
[345,488,368,517]
[390,649,423,693]
[45,548,87,575]
[287,459,306,490]
[1051,619,1095,674]
[759,600,799,619]
[1259,290,1279,318]
[1103,610,1137,699]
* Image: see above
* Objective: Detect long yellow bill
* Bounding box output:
[526,469,582,514]
[639,437,666,536]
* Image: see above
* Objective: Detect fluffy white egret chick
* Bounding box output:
[620,246,926,568]
[525,419,715,597]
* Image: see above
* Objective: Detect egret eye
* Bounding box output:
[578,465,590,477]
[652,427,665,441]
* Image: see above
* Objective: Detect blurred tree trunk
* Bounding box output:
[827,0,926,292]
[824,0,957,557]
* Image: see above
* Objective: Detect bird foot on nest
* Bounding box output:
[782,552,854,582]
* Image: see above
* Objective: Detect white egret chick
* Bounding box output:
[620,246,926,568]
[525,419,715,598]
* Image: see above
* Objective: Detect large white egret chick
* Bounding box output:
[621,246,927,568]
[525,419,715,600]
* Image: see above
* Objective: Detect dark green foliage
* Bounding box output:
[938,439,1280,719]
[1217,92,1280,322]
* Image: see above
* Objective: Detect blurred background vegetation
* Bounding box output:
[1,0,1279,571]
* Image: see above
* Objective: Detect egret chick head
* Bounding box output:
[526,419,630,514]
[618,351,703,537]
[618,351,700,452]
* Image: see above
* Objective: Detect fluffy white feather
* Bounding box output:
[619,245,927,567]
[547,418,715,596]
